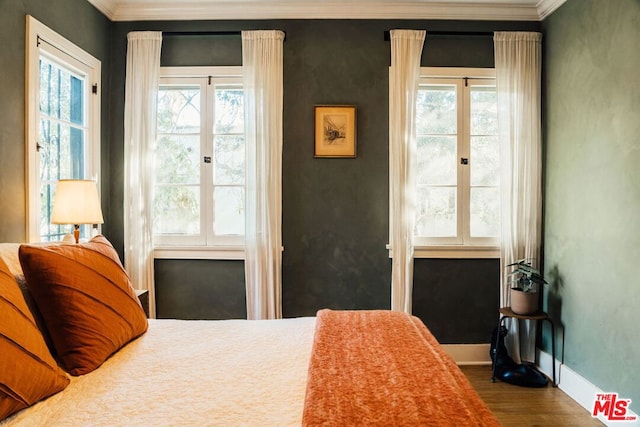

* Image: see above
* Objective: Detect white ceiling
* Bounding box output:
[87,0,567,21]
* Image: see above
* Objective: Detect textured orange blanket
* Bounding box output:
[302,309,500,426]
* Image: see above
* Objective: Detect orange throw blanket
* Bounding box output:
[302,310,500,426]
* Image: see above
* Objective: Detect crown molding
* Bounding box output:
[87,0,559,22]
[87,0,116,20]
[536,0,567,20]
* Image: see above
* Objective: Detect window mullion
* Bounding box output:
[458,79,468,245]
[204,78,215,245]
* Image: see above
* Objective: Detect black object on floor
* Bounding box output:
[490,326,548,388]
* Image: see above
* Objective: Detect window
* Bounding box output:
[414,68,499,258]
[26,16,101,242]
[153,67,245,259]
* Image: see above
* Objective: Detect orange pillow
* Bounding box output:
[19,235,148,376]
[0,257,69,420]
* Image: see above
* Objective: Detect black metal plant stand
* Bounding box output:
[491,307,557,387]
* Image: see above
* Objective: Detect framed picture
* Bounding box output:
[314,105,357,158]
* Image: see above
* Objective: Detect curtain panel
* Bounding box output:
[242,30,285,320]
[494,31,543,362]
[389,29,426,313]
[123,32,162,318]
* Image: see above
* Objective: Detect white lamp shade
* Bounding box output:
[51,180,104,225]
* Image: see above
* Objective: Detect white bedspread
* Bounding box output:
[4,317,316,427]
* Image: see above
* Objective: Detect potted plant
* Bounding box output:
[507,259,547,315]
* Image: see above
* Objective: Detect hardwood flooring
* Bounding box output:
[461,365,604,426]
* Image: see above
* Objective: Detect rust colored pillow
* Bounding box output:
[19,235,148,376]
[0,257,69,420]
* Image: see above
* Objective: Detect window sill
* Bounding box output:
[154,246,245,260]
[387,244,499,259]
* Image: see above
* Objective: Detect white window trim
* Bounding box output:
[154,246,245,260]
[155,66,245,260]
[25,15,101,243]
[387,244,499,259]
[160,66,242,79]
[389,67,499,259]
[423,67,495,79]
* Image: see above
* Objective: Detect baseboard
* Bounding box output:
[443,344,492,366]
[536,349,639,426]
[536,348,562,385]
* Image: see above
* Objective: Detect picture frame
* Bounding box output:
[314,105,357,158]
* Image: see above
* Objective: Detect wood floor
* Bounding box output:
[461,365,604,426]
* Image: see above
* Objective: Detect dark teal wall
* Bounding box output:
[413,259,499,344]
[542,0,640,412]
[109,19,538,343]
[0,0,111,242]
[155,259,246,319]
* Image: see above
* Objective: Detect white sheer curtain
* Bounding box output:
[495,31,543,362]
[242,30,285,320]
[389,29,426,313]
[123,31,162,318]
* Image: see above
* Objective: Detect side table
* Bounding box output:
[135,289,150,318]
[491,307,556,387]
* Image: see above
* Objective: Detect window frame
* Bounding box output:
[391,67,500,259]
[153,66,245,260]
[25,15,101,243]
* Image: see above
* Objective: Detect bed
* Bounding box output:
[0,238,499,426]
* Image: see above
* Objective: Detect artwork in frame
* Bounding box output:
[314,105,357,158]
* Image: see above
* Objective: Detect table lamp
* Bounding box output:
[51,179,104,243]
